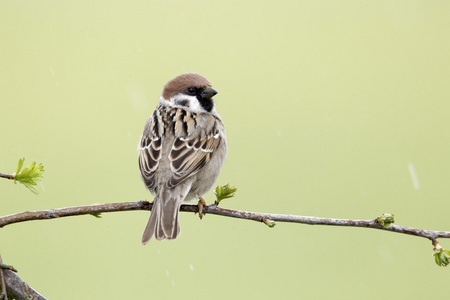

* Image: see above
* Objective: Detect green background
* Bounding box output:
[1,0,450,299]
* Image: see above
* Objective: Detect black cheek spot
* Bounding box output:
[177,100,190,107]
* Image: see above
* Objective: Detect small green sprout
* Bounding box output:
[214,183,237,204]
[13,158,44,194]
[264,219,276,228]
[377,213,395,228]
[90,212,102,218]
[434,243,450,267]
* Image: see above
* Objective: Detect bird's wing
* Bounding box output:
[167,119,221,188]
[138,135,162,191]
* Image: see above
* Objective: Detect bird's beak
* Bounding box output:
[201,87,218,99]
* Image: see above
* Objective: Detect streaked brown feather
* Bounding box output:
[167,127,221,189]
[139,105,222,192]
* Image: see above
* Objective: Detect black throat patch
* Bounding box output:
[197,97,214,112]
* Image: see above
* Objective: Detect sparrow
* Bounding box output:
[138,73,227,244]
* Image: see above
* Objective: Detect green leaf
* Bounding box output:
[434,247,450,267]
[13,158,44,195]
[15,157,25,176]
[214,183,237,204]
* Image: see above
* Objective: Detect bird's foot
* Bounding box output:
[197,197,206,220]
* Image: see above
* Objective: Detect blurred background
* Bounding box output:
[1,0,450,299]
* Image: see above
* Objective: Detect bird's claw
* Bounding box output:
[197,197,206,220]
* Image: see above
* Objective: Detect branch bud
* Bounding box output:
[13,158,44,195]
[214,183,237,205]
[90,212,102,218]
[377,213,395,228]
[264,219,276,228]
[433,243,450,267]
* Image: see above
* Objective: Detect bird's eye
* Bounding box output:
[187,87,196,95]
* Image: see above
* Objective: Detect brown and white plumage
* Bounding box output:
[139,73,227,243]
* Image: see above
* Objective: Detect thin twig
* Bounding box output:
[0,174,12,180]
[0,264,17,274]
[0,201,449,243]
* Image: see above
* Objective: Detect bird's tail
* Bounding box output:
[141,186,182,244]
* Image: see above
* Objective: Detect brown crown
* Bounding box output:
[162,73,212,100]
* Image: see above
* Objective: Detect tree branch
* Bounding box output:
[0,255,46,300]
[0,255,7,300]
[0,201,449,244]
[2,269,47,300]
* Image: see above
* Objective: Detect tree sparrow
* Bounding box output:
[138,73,227,243]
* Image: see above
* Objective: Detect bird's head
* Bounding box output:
[161,73,218,113]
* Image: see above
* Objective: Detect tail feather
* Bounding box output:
[141,186,184,244]
[163,209,179,239]
[141,199,161,244]
[161,190,181,239]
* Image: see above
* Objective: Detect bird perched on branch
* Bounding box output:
[138,73,227,243]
